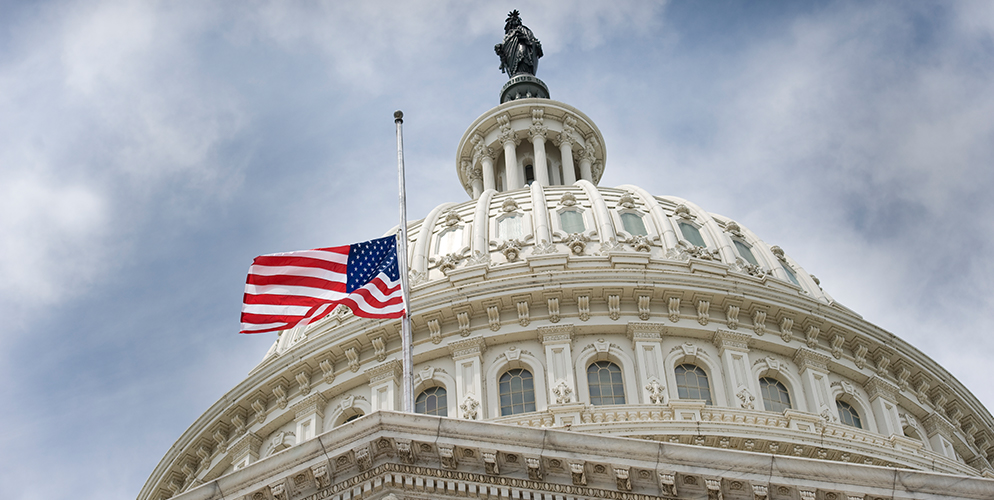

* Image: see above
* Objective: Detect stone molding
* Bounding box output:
[448,336,487,360]
[864,376,900,402]
[290,393,327,419]
[538,324,574,344]
[712,329,751,353]
[162,412,994,500]
[364,360,402,384]
[627,322,665,341]
[793,348,831,373]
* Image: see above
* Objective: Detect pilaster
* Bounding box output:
[628,322,667,404]
[365,360,402,412]
[449,337,487,419]
[712,329,758,410]
[539,324,576,404]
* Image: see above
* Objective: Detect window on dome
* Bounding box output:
[497,215,523,240]
[621,213,648,236]
[524,164,535,185]
[733,240,759,266]
[436,227,462,255]
[499,369,536,416]
[759,377,792,413]
[415,386,447,417]
[344,412,364,423]
[675,364,712,405]
[587,361,626,405]
[836,400,862,429]
[560,210,585,234]
[781,263,800,286]
[679,222,706,247]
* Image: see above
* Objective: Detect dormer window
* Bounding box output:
[560,210,585,234]
[497,214,523,240]
[679,222,706,247]
[733,240,759,266]
[621,213,647,236]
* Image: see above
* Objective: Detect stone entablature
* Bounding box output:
[152,412,994,500]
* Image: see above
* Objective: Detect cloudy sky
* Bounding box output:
[2,1,993,498]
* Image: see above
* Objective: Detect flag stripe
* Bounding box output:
[240,236,405,334]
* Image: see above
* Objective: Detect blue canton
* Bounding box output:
[346,235,400,292]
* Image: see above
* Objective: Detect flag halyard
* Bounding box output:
[240,236,405,334]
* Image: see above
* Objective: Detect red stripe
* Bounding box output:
[251,255,348,274]
[338,298,405,319]
[349,285,404,309]
[246,274,347,291]
[242,293,330,307]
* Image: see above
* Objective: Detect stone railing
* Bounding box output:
[491,402,977,477]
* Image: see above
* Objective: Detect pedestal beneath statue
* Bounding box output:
[500,74,550,103]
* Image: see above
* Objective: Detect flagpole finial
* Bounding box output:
[394,110,403,123]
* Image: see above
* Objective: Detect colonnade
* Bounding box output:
[464,106,601,198]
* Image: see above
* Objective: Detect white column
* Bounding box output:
[628,323,667,404]
[530,130,550,187]
[712,330,757,409]
[559,137,576,185]
[480,154,495,193]
[449,337,486,420]
[539,325,575,405]
[578,148,593,182]
[502,138,520,190]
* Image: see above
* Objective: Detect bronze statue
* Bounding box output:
[495,10,543,77]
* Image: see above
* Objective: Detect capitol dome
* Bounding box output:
[140,15,994,500]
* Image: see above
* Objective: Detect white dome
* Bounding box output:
[140,89,994,500]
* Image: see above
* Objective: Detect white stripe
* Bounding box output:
[244,284,348,301]
[263,249,349,263]
[241,304,314,317]
[240,321,288,332]
[349,293,406,315]
[355,274,403,303]
[249,265,346,281]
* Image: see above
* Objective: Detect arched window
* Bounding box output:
[524,164,535,185]
[675,364,713,405]
[837,400,862,429]
[560,210,585,234]
[497,215,523,240]
[781,263,801,286]
[344,412,364,423]
[759,377,792,413]
[733,240,759,266]
[679,222,706,247]
[415,387,448,416]
[587,361,626,405]
[499,369,536,416]
[621,213,648,236]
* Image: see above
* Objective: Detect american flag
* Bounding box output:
[240,236,405,334]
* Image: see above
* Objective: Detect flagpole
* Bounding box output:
[394,110,414,413]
